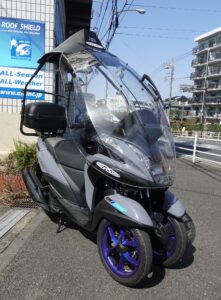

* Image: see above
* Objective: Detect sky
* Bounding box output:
[91,0,221,100]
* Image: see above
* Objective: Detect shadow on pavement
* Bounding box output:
[132,243,196,289]
[168,243,196,270]
[135,265,166,289]
[55,219,97,243]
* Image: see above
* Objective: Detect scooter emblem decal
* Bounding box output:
[96,162,120,178]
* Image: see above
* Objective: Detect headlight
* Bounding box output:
[100,134,124,155]
[127,143,150,170]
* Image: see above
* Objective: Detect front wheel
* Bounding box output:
[97,219,152,287]
[152,214,187,267]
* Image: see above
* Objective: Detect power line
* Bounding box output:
[131,4,221,13]
[117,0,135,26]
[116,32,192,40]
[174,77,190,80]
[97,0,110,36]
[119,26,205,34]
[93,0,105,30]
[150,51,192,76]
[160,83,171,94]
[170,51,192,63]
[105,0,116,46]
[103,0,129,48]
[100,0,115,42]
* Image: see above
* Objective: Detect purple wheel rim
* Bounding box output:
[100,222,141,278]
[153,217,177,259]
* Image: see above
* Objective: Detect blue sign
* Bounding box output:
[0,17,45,69]
[0,87,44,100]
[0,66,45,100]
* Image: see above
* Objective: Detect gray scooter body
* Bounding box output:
[36,138,185,231]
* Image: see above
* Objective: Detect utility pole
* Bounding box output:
[164,63,174,117]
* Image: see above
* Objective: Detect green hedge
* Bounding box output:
[11,140,37,172]
[207,124,221,132]
[171,123,221,132]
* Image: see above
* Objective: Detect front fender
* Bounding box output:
[91,194,153,231]
[163,190,186,218]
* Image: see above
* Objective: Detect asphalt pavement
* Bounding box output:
[0,159,221,300]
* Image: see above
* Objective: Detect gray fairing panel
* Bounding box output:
[84,164,95,211]
[37,139,79,205]
[37,139,69,187]
[61,165,87,208]
[164,190,185,218]
[105,194,153,227]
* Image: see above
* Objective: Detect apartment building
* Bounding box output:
[191,27,221,123]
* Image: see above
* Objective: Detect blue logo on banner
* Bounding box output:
[11,37,32,59]
[0,18,44,68]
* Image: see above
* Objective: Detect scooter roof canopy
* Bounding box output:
[38,29,104,65]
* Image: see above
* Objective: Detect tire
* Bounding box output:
[182,213,196,243]
[152,215,187,267]
[97,219,152,287]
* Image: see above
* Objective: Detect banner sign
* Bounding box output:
[180,84,193,93]
[0,66,44,100]
[0,17,45,69]
[0,18,45,99]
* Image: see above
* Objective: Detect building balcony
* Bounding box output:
[207,83,221,91]
[206,96,221,103]
[191,102,203,106]
[191,102,221,107]
[193,45,207,54]
[208,54,221,63]
[191,57,207,67]
[207,69,221,77]
[193,39,221,54]
[193,86,205,92]
[190,72,206,79]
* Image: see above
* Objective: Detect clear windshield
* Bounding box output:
[60,50,176,187]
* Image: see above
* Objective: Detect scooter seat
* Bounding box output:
[45,137,86,171]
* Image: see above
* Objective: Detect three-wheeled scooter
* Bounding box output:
[20,29,195,286]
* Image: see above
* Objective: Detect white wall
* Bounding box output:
[0,113,37,156]
[0,0,59,154]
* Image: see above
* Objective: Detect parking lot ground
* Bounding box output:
[0,159,220,300]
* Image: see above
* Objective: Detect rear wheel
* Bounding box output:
[97,219,152,287]
[152,214,187,267]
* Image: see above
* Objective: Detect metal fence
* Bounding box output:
[173,130,221,140]
[174,132,221,167]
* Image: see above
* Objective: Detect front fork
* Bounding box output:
[150,190,186,244]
